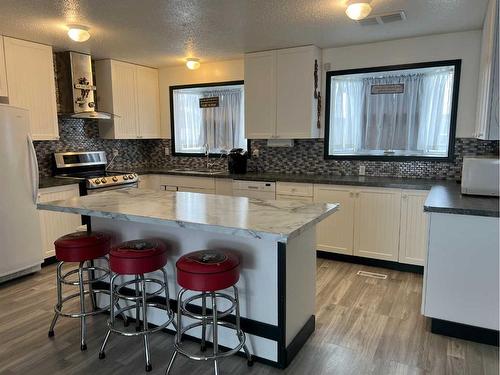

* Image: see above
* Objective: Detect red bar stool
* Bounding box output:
[166,249,253,375]
[98,239,175,372]
[48,231,115,351]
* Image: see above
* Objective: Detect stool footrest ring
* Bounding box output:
[174,320,247,361]
[54,289,110,318]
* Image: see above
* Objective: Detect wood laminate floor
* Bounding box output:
[0,259,498,375]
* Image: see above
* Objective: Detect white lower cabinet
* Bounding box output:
[398,190,429,265]
[313,184,427,265]
[353,188,402,262]
[38,185,81,259]
[313,185,355,255]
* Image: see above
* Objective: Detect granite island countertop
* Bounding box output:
[424,183,499,218]
[37,188,338,242]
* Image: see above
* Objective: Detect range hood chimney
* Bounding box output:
[55,51,114,120]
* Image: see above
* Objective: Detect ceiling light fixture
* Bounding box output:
[186,58,201,70]
[67,25,90,42]
[345,1,372,21]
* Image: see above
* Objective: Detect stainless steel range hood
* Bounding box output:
[55,51,114,120]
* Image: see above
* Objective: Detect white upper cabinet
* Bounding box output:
[245,45,321,139]
[0,36,7,97]
[475,0,499,140]
[276,46,320,139]
[136,65,161,138]
[95,59,160,139]
[3,37,59,140]
[244,51,276,139]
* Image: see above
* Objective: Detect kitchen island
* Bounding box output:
[37,188,338,368]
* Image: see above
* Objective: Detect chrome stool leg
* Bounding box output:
[212,292,219,375]
[48,262,64,337]
[135,274,142,332]
[200,292,207,352]
[99,273,117,359]
[234,286,253,366]
[78,262,87,351]
[141,275,152,372]
[165,289,184,375]
[87,260,97,311]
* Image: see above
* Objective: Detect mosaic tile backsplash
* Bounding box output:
[35,118,498,180]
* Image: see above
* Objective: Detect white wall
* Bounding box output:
[322,30,482,138]
[158,59,243,138]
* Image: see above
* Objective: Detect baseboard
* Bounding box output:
[317,251,424,274]
[42,256,57,267]
[431,318,499,347]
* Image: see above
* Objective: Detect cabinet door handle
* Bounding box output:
[349,192,354,197]
[356,192,360,198]
[402,194,408,199]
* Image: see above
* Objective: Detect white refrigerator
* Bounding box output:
[0,104,43,282]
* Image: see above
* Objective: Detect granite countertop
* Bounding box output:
[39,177,81,189]
[141,169,440,190]
[424,183,499,218]
[37,188,339,242]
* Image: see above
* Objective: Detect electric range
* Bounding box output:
[53,151,139,194]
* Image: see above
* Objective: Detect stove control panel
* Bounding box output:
[87,173,138,189]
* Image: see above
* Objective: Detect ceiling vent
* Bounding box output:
[357,10,407,26]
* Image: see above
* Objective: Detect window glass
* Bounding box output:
[171,82,246,155]
[325,61,460,160]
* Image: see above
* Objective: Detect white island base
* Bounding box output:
[91,216,316,368]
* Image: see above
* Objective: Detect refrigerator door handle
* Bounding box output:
[27,134,39,204]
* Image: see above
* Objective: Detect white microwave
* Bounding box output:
[461,157,500,196]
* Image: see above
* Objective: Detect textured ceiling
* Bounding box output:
[0,0,488,68]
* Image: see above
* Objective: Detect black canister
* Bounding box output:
[227,148,248,174]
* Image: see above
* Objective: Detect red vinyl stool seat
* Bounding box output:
[109,239,167,275]
[55,231,111,262]
[176,250,240,292]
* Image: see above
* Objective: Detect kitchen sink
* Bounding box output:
[168,168,227,175]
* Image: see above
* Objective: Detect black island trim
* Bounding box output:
[431,318,499,347]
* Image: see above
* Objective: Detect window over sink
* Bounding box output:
[324,60,461,161]
[170,81,248,156]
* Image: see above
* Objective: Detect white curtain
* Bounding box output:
[173,91,205,152]
[363,74,422,151]
[328,70,454,156]
[417,71,453,152]
[329,79,364,154]
[202,88,246,153]
[173,87,245,153]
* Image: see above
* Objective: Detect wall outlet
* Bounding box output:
[252,148,260,158]
[359,165,366,176]
[112,149,119,157]
[164,147,170,156]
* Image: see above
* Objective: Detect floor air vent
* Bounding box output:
[356,270,388,279]
[357,10,407,26]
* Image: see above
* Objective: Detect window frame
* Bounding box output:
[323,60,461,162]
[169,80,250,157]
